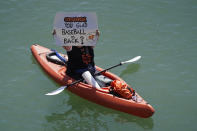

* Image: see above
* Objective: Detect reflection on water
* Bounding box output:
[45,93,154,131]
[120,63,141,77]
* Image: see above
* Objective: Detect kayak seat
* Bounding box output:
[46,51,67,66]
[94,74,113,87]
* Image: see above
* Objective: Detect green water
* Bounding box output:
[1,0,197,130]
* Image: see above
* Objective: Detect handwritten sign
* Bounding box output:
[53,12,98,46]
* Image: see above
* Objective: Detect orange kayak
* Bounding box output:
[31,44,154,118]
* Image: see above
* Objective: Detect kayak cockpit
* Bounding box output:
[46,50,145,103]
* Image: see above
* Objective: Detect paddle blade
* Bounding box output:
[45,86,67,95]
[121,56,141,64]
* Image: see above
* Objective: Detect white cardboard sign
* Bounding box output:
[53,12,98,46]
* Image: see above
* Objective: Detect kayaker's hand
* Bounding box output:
[63,46,72,52]
[90,30,100,49]
[96,30,100,37]
[52,29,56,36]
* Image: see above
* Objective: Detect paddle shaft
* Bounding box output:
[95,63,121,76]
[45,56,141,95]
[65,63,122,88]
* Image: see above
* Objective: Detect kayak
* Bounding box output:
[31,44,154,118]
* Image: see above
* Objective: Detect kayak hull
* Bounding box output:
[31,44,154,118]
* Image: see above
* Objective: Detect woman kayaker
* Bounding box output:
[52,30,101,88]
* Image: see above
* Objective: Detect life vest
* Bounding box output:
[110,80,135,99]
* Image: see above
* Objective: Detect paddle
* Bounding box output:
[45,56,141,96]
